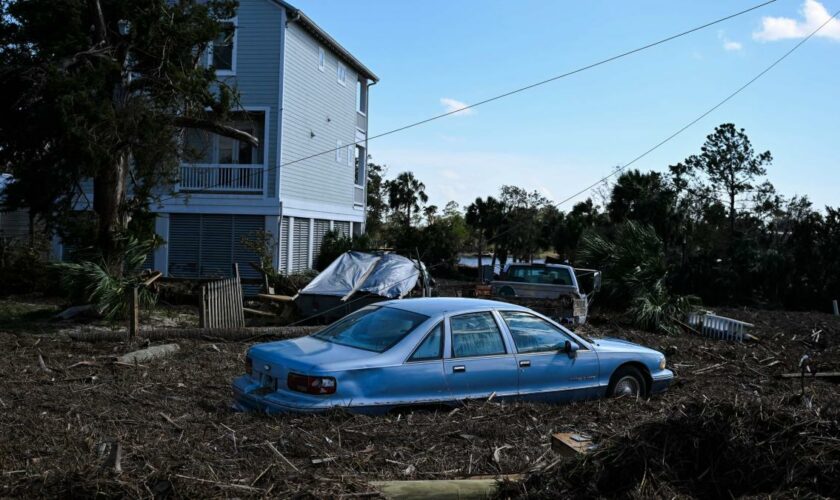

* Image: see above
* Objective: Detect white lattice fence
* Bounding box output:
[687,311,754,342]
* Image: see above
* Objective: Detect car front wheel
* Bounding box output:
[608,366,646,398]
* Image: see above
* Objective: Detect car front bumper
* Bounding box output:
[650,369,675,395]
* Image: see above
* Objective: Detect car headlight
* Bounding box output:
[659,357,667,370]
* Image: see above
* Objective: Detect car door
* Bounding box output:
[443,311,519,401]
[498,310,600,403]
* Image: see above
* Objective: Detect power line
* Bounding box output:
[158,0,777,203]
[485,5,840,245]
[257,6,840,329]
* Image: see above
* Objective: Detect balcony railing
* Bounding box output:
[356,111,367,132]
[178,164,264,194]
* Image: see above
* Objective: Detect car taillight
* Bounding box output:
[287,373,337,395]
[245,355,253,376]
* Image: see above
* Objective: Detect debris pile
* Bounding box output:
[1,305,839,497]
[512,401,840,498]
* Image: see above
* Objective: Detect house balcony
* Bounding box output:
[178,164,264,194]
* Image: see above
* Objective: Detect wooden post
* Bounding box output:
[199,285,207,329]
[128,286,139,341]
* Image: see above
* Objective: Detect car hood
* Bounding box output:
[249,336,377,372]
[589,337,661,355]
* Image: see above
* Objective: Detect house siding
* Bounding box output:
[280,21,359,213]
[221,0,284,199]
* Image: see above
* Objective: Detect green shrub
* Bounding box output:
[53,236,157,320]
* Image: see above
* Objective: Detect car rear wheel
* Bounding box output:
[608,366,646,398]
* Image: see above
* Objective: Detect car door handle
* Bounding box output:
[519,360,531,368]
[452,365,466,373]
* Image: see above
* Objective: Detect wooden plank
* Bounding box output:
[243,307,275,317]
[551,432,597,457]
[128,286,139,341]
[779,372,840,379]
[258,294,295,303]
[198,285,206,329]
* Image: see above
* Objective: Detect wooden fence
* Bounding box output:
[198,264,245,329]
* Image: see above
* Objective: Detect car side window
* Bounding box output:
[500,311,572,353]
[450,312,507,358]
[409,322,444,361]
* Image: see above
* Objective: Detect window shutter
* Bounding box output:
[199,215,233,278]
[292,218,310,272]
[280,217,290,273]
[168,214,201,277]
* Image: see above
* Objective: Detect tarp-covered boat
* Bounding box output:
[295,252,431,322]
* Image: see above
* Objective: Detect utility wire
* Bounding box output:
[159,0,777,203]
[486,6,840,244]
[266,7,840,329]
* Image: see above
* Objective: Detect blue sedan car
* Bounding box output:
[232,298,674,414]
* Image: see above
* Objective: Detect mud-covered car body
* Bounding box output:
[232,298,672,415]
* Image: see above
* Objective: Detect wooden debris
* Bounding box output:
[371,479,504,500]
[779,371,840,380]
[140,271,163,287]
[68,326,321,343]
[257,293,295,303]
[266,441,300,472]
[117,344,180,364]
[37,353,53,374]
[243,307,275,317]
[53,304,95,321]
[551,432,597,457]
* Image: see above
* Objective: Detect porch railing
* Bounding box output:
[178,164,264,194]
[356,111,367,131]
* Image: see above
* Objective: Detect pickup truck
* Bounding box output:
[490,263,601,325]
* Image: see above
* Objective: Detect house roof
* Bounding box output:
[273,1,379,83]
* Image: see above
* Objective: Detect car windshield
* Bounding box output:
[312,306,429,353]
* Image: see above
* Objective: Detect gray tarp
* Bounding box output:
[299,251,420,299]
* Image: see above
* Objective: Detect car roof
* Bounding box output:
[379,297,530,316]
[508,263,573,270]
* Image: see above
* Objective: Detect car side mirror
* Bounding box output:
[562,340,579,358]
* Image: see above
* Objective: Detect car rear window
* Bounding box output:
[313,306,429,353]
[507,266,573,285]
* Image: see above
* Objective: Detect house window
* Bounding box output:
[354,145,365,186]
[347,145,354,167]
[210,20,237,74]
[337,62,347,86]
[356,80,367,114]
[336,140,343,163]
[184,111,265,165]
[318,47,325,71]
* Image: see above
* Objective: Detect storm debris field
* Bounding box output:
[1,307,840,498]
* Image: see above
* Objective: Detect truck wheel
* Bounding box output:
[498,286,516,297]
[607,366,646,398]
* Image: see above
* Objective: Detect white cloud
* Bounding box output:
[718,30,743,51]
[723,40,743,51]
[753,0,840,41]
[439,97,475,116]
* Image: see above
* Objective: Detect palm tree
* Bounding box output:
[386,172,428,224]
[466,196,504,279]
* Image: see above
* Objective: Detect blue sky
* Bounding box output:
[292,0,839,211]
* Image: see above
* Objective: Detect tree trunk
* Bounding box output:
[729,190,736,238]
[477,236,484,282]
[93,152,129,272]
